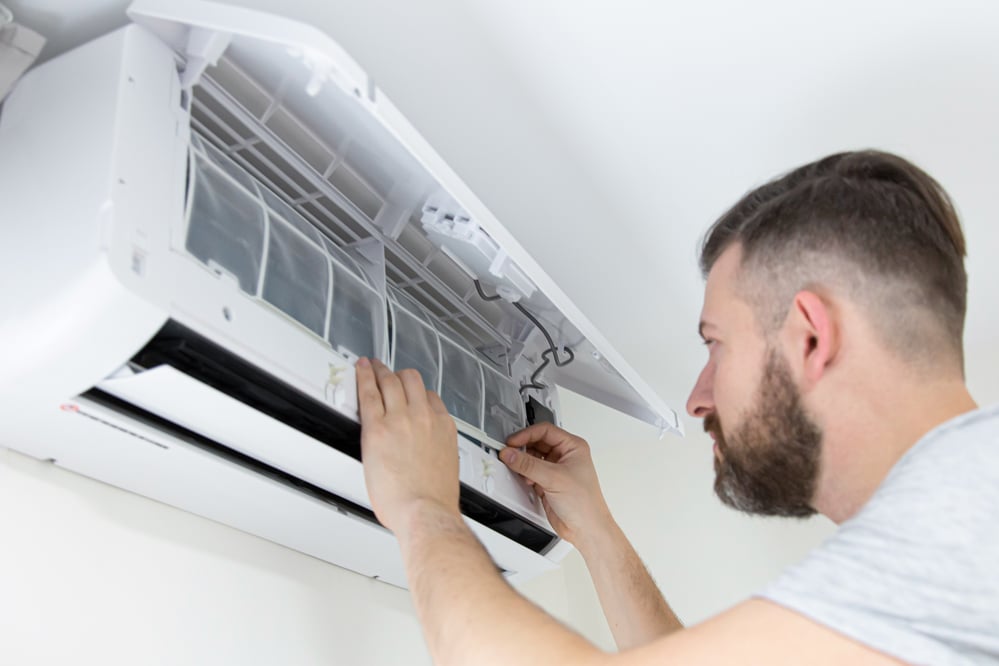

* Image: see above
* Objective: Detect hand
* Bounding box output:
[499,423,613,549]
[356,358,460,534]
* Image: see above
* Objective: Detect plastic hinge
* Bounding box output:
[180,27,231,90]
[287,45,366,99]
[420,205,537,303]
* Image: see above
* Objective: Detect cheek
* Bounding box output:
[714,353,759,427]
[712,368,737,427]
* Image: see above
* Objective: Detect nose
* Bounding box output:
[686,362,715,418]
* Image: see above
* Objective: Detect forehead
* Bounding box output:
[701,244,747,324]
[700,244,770,347]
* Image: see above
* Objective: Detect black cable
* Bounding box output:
[518,347,577,393]
[474,280,504,302]
[473,280,574,393]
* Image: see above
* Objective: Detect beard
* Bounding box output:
[705,348,822,518]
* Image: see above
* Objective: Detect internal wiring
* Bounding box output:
[473,280,575,393]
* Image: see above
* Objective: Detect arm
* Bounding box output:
[576,516,683,646]
[499,424,682,648]
[356,358,600,665]
[398,501,600,665]
[356,359,904,666]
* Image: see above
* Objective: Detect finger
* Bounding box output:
[355,358,384,421]
[371,358,408,412]
[427,391,449,416]
[526,449,554,465]
[535,447,565,464]
[519,439,555,456]
[506,422,577,454]
[505,431,553,457]
[397,368,428,410]
[498,446,556,487]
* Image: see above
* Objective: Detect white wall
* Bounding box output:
[0,447,425,665]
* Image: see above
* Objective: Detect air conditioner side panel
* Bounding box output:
[0,26,174,415]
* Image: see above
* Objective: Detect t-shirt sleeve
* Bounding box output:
[757,417,999,666]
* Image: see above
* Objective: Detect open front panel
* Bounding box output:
[128,0,681,434]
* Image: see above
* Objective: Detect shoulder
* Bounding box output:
[890,402,999,482]
[862,403,999,536]
[811,403,999,571]
[754,404,999,665]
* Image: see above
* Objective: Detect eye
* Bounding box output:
[701,338,716,348]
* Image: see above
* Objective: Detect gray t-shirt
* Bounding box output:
[759,403,999,665]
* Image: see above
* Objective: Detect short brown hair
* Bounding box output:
[700,150,968,371]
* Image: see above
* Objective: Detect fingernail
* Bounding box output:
[500,449,517,464]
[357,357,370,367]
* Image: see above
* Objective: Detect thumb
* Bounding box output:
[500,447,555,487]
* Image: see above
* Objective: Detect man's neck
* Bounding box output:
[812,377,977,524]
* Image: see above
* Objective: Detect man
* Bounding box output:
[355,150,999,664]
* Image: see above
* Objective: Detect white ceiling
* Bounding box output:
[11,0,999,424]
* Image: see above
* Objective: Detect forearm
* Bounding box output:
[577,517,682,649]
[397,501,604,666]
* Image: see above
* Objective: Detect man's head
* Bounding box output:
[688,150,968,517]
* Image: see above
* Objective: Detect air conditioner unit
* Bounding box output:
[0,0,682,588]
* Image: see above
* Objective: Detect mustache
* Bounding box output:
[703,413,717,434]
[704,412,722,439]
[703,412,729,458]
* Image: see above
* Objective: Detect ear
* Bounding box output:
[784,290,839,388]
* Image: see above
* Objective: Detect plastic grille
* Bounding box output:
[189,59,515,368]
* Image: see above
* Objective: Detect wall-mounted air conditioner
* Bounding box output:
[0,0,681,587]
